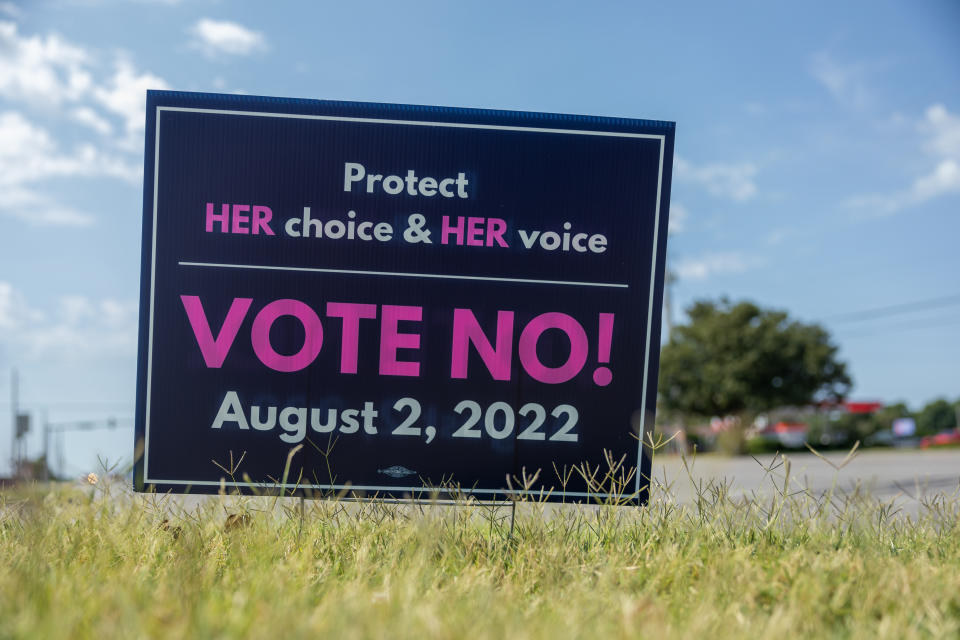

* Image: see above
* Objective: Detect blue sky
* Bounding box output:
[1,0,958,476]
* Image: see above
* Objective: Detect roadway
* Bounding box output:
[651,447,960,504]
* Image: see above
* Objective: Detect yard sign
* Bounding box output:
[134,91,674,503]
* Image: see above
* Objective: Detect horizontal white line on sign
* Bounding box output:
[158,106,667,140]
[143,477,638,500]
[178,261,630,288]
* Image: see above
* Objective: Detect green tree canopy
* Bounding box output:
[659,299,852,418]
[915,398,958,435]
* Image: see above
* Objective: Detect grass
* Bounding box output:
[1,448,959,639]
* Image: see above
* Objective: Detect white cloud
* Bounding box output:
[0,22,166,224]
[674,252,754,281]
[190,18,266,57]
[809,52,871,109]
[100,298,135,328]
[0,282,138,359]
[0,111,140,184]
[0,187,95,226]
[71,106,112,135]
[0,20,169,225]
[92,59,169,149]
[0,109,52,155]
[674,155,758,202]
[32,295,138,357]
[0,21,92,105]
[0,282,13,329]
[911,159,960,200]
[0,281,44,331]
[0,20,168,151]
[846,104,960,215]
[0,110,141,225]
[668,202,689,234]
[0,2,21,18]
[921,103,960,158]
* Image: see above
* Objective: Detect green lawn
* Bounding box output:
[2,455,958,639]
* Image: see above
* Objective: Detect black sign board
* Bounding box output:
[134,91,674,503]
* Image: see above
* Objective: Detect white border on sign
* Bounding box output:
[143,105,667,500]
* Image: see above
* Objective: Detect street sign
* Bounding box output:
[134,91,674,503]
[15,413,29,438]
[892,417,916,437]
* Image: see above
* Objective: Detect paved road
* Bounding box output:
[651,448,960,504]
[28,448,953,518]
[153,448,958,513]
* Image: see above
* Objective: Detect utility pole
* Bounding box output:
[42,409,49,482]
[10,368,17,479]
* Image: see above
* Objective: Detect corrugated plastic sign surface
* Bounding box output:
[134,91,674,503]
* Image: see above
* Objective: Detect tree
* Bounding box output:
[915,398,958,436]
[659,299,852,419]
[825,403,906,444]
[874,402,911,428]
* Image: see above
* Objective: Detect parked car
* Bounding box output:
[920,429,960,448]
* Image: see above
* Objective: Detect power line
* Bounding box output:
[0,402,133,408]
[826,293,960,323]
[836,314,960,338]
[45,417,134,480]
[47,418,134,432]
